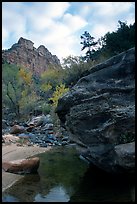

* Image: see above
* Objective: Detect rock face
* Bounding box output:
[2,157,40,174]
[2,37,61,75]
[56,47,135,174]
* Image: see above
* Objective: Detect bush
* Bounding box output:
[49,83,69,108]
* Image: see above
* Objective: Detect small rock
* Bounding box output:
[10,125,26,134]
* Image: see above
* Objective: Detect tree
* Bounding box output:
[2,63,21,116]
[80,31,98,62]
[49,83,69,108]
[101,21,135,56]
[62,55,90,87]
[2,63,39,119]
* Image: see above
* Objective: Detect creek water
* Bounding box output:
[2,145,134,202]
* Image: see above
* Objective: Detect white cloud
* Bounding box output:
[91,24,116,40]
[2,2,135,60]
[126,12,135,25]
[2,2,88,60]
[93,2,133,16]
[2,28,9,49]
[63,13,88,32]
[2,3,27,42]
[25,2,70,32]
[83,2,135,41]
[79,5,91,17]
[42,2,70,19]
[26,22,82,60]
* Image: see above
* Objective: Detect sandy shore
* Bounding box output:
[2,144,52,192]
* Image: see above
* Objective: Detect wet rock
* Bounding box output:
[17,133,31,139]
[54,141,62,146]
[26,124,35,132]
[62,136,69,141]
[44,123,54,130]
[114,142,135,173]
[39,143,47,148]
[27,114,52,127]
[48,134,56,140]
[62,141,69,146]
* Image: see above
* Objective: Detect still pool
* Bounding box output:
[2,146,134,202]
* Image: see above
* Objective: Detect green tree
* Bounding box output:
[2,63,39,119]
[61,55,97,87]
[80,31,98,62]
[101,21,135,56]
[40,67,64,97]
[2,63,21,116]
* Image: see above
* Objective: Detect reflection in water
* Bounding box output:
[2,195,19,202]
[34,186,70,202]
[2,146,135,202]
[2,146,88,202]
[69,164,135,202]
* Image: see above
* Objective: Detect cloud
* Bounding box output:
[29,2,70,19]
[25,2,70,32]
[81,2,135,41]
[2,2,88,60]
[63,13,87,32]
[2,2,135,60]
[26,20,84,60]
[91,24,115,40]
[2,2,27,48]
[93,2,134,16]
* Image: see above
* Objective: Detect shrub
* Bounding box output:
[49,83,69,108]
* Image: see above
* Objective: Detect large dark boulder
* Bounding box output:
[56,48,135,174]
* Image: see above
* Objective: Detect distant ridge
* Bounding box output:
[2,37,61,75]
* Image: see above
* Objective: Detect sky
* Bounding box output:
[2,2,135,62]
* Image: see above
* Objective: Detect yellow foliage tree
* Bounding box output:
[49,83,69,107]
[18,68,32,85]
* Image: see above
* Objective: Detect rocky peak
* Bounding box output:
[2,37,61,76]
[18,37,34,50]
[10,37,34,51]
[37,45,48,55]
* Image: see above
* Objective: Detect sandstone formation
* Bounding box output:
[2,157,40,174]
[2,37,61,75]
[56,47,135,174]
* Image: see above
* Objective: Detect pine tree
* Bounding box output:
[80,31,98,62]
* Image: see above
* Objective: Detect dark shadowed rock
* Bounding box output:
[114,142,135,173]
[56,47,135,174]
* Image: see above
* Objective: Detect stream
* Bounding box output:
[2,145,135,202]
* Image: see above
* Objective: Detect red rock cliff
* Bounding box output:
[2,37,61,75]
